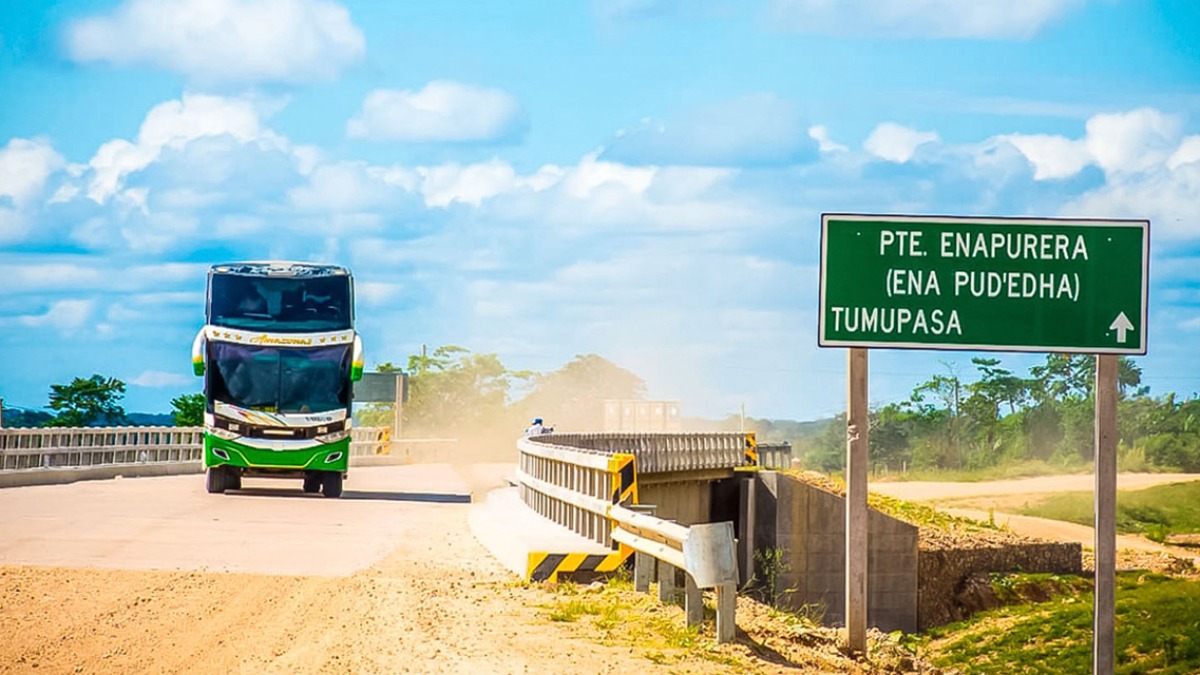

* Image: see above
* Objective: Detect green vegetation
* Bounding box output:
[770,354,1200,478]
[46,374,127,427]
[169,392,204,426]
[1021,481,1200,539]
[920,572,1200,674]
[539,579,705,653]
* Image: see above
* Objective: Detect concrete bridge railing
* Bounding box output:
[0,426,395,473]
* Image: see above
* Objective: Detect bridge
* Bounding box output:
[0,423,1079,670]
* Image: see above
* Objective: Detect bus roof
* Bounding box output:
[209,261,351,278]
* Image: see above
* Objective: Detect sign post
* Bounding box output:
[818,213,1148,663]
[846,348,868,653]
[1095,355,1118,675]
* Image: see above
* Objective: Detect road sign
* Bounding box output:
[818,214,1148,353]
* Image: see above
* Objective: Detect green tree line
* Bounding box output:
[796,354,1200,474]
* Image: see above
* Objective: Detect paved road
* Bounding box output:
[0,463,509,575]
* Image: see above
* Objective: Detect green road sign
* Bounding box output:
[818,214,1149,354]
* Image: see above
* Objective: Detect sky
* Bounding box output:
[2,0,1200,422]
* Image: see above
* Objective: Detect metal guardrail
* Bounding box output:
[541,432,750,473]
[516,436,624,544]
[0,426,394,471]
[516,432,745,643]
[613,504,738,643]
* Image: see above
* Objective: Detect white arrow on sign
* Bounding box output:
[1109,312,1135,343]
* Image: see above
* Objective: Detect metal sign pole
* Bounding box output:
[846,347,869,653]
[1094,354,1117,674]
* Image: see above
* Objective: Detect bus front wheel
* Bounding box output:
[302,473,321,494]
[206,467,227,494]
[322,471,344,498]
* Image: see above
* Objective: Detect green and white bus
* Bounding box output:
[191,262,364,497]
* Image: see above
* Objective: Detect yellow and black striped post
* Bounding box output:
[608,452,638,505]
[744,431,758,466]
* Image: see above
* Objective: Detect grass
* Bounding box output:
[538,577,708,654]
[883,459,1093,483]
[1020,481,1200,539]
[918,572,1200,674]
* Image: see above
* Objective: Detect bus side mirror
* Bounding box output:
[193,360,205,377]
[351,335,364,381]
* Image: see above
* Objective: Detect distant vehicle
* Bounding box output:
[191,261,364,497]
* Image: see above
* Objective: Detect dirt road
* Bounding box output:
[0,465,760,674]
[870,472,1200,505]
[873,472,1200,566]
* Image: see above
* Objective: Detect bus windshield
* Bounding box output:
[207,343,352,414]
[208,273,352,333]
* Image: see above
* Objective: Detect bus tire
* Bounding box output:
[206,467,226,494]
[226,468,242,491]
[322,471,344,498]
[302,473,321,494]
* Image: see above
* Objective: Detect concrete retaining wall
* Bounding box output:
[753,471,920,633]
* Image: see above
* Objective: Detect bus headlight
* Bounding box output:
[209,426,239,441]
[316,430,348,444]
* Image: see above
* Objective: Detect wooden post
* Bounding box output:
[846,348,869,653]
[1094,354,1118,675]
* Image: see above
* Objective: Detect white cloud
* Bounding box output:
[1085,108,1182,175]
[64,0,365,84]
[863,123,939,163]
[809,125,847,153]
[16,299,95,331]
[289,161,416,212]
[86,93,287,203]
[766,0,1085,39]
[0,138,65,206]
[346,81,525,143]
[128,370,191,387]
[0,137,65,242]
[1168,136,1200,171]
[999,133,1090,179]
[602,93,817,166]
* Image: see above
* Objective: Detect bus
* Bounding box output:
[191,262,364,497]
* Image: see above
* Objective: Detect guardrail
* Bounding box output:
[539,432,750,473]
[612,503,738,643]
[0,425,394,471]
[516,432,744,642]
[516,436,626,544]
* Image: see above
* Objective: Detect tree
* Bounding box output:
[401,345,531,437]
[515,354,646,430]
[170,393,205,426]
[46,375,127,427]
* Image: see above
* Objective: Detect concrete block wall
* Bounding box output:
[753,471,919,633]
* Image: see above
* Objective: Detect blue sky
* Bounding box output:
[2,0,1200,422]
